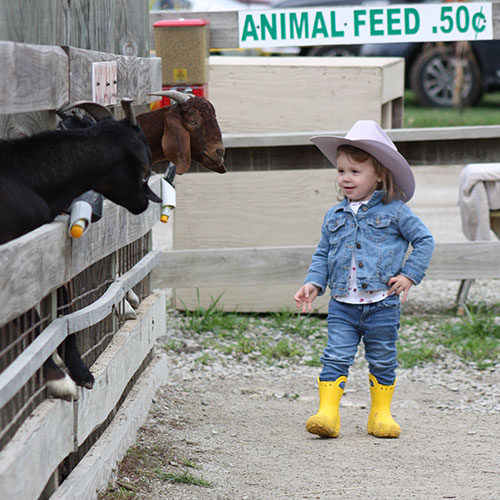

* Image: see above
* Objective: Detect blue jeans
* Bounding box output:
[320,295,401,385]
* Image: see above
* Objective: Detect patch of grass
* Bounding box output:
[164,339,184,352]
[156,470,213,487]
[267,309,323,338]
[259,338,304,361]
[181,459,202,469]
[434,306,500,368]
[397,343,440,368]
[98,486,138,499]
[195,353,213,365]
[404,90,500,128]
[178,290,253,338]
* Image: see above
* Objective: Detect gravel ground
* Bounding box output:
[100,279,500,500]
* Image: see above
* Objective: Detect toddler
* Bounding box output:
[295,120,435,438]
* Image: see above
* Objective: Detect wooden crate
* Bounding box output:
[208,56,404,134]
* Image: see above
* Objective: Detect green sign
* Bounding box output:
[238,2,493,48]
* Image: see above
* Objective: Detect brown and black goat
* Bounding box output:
[137,90,226,174]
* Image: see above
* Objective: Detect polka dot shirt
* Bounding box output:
[334,200,387,305]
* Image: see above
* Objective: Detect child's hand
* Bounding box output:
[294,283,319,313]
[387,275,414,304]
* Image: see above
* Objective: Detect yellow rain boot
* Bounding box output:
[367,373,401,438]
[306,376,347,438]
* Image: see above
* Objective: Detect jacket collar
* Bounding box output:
[334,190,385,213]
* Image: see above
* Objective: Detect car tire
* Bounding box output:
[306,45,359,57]
[410,44,482,107]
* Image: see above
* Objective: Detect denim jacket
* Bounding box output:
[304,191,435,297]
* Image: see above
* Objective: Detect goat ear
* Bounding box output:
[161,107,191,174]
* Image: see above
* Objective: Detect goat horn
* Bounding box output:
[148,91,194,104]
[57,101,114,121]
[121,98,137,126]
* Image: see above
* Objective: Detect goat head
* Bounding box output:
[141,92,226,175]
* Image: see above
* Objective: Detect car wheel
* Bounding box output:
[410,44,482,107]
[306,45,359,57]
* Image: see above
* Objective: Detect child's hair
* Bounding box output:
[336,145,404,203]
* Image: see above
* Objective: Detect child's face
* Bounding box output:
[336,151,383,202]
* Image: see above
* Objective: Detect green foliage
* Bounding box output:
[435,306,500,368]
[397,343,439,368]
[404,90,500,128]
[267,309,323,338]
[155,470,213,487]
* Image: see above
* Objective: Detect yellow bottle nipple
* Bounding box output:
[70,220,85,238]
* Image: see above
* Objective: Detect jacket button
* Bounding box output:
[361,206,368,212]
[356,243,361,249]
[361,283,368,289]
[358,262,364,268]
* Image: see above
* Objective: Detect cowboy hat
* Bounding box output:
[311,120,415,202]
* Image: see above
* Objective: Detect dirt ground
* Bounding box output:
[103,349,500,500]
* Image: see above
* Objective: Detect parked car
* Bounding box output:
[359,40,500,107]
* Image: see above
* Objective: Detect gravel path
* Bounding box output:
[100,279,500,500]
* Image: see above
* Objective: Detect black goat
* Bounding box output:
[0,100,161,399]
[0,100,160,245]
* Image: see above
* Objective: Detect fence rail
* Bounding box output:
[156,241,500,290]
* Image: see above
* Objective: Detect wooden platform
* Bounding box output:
[208,56,404,134]
[153,165,473,313]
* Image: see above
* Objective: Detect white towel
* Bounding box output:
[458,163,500,241]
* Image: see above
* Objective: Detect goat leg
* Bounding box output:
[60,334,95,389]
[43,355,78,401]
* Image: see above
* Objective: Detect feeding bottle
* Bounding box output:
[161,163,176,223]
[68,191,103,238]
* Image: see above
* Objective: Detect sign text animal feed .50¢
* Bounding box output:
[238,2,492,48]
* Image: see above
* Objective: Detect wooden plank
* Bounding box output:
[51,351,169,500]
[0,252,161,410]
[0,398,74,500]
[219,126,500,170]
[0,0,70,46]
[222,125,500,149]
[68,0,116,54]
[67,46,162,104]
[209,56,404,133]
[0,175,162,327]
[0,110,57,140]
[0,41,68,114]
[156,246,314,288]
[158,241,500,287]
[115,0,150,57]
[74,293,166,446]
[68,251,161,334]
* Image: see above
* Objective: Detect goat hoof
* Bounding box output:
[126,290,140,309]
[73,371,95,390]
[67,364,95,390]
[47,374,79,401]
[123,299,137,320]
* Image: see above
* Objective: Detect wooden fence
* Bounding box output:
[0,6,166,497]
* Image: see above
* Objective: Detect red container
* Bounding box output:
[153,18,210,85]
[150,84,208,110]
